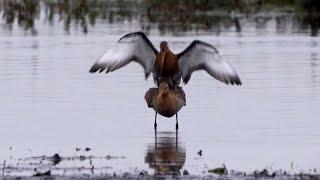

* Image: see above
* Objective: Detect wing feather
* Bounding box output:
[89,32,158,78]
[177,40,242,85]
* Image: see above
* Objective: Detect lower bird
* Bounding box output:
[144,81,186,129]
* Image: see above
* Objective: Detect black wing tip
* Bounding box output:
[236,79,242,85]
[234,75,242,85]
[226,76,242,86]
[89,64,110,74]
[118,31,147,42]
[89,64,100,73]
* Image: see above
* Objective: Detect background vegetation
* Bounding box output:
[0,0,319,36]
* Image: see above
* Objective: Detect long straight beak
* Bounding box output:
[159,52,166,74]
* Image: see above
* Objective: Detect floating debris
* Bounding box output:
[253,168,276,178]
[208,164,228,175]
[183,169,189,175]
[2,160,6,176]
[139,170,148,176]
[33,170,51,177]
[79,155,86,161]
[197,150,202,156]
[51,153,62,165]
[85,147,91,152]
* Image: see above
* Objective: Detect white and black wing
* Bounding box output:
[177,40,241,85]
[89,32,158,78]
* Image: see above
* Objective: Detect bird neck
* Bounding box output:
[156,91,171,107]
[159,91,169,97]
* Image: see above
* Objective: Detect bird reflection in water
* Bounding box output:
[145,130,186,176]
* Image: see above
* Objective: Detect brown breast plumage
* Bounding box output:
[155,51,179,77]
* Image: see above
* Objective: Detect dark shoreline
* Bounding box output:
[2,173,320,180]
[2,154,319,180]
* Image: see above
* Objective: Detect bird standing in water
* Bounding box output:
[144,81,186,129]
[89,31,242,87]
[89,31,242,129]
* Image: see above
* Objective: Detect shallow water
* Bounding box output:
[0,19,320,176]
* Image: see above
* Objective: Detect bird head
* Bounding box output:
[160,41,168,52]
[159,82,169,94]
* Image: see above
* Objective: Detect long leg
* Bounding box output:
[154,128,158,173]
[175,113,179,130]
[175,127,178,148]
[155,128,158,148]
[154,112,157,129]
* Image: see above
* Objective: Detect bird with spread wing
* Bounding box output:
[89,31,241,87]
[89,32,242,129]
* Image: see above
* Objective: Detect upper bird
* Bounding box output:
[89,32,241,86]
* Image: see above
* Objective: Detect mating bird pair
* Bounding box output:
[89,32,241,129]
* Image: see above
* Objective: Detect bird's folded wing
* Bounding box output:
[177,40,241,85]
[89,32,158,78]
[144,88,158,108]
[174,87,186,106]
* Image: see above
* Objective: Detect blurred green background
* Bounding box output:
[0,0,319,36]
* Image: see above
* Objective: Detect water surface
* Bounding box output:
[0,14,320,176]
